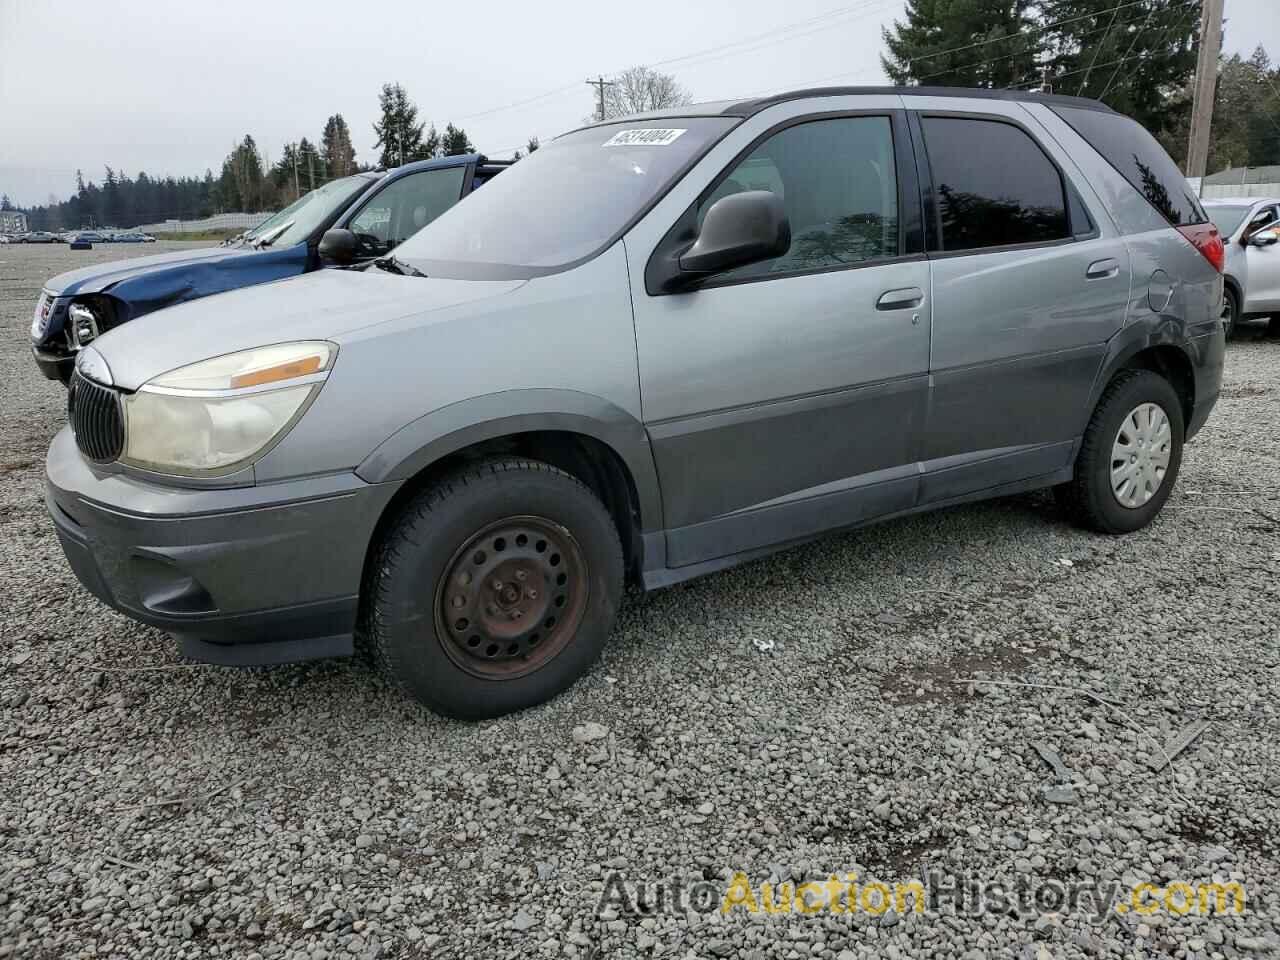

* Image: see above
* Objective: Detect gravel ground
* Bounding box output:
[2,242,1279,960]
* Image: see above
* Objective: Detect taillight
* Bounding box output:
[1176,222,1224,273]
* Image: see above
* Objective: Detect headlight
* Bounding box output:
[121,341,335,476]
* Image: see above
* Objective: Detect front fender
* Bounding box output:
[355,389,664,533]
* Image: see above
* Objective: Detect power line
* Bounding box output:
[449,0,897,125]
[1080,3,1124,90]
[914,9,1168,83]
[906,0,1152,68]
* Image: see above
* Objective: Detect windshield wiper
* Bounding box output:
[252,221,294,249]
[372,255,427,278]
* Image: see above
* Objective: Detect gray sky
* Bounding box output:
[1,0,1276,208]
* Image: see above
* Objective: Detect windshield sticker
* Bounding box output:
[603,128,687,147]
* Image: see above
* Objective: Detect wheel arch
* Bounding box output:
[1222,273,1242,308]
[1088,323,1197,431]
[355,390,664,582]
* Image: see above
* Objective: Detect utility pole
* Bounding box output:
[1185,0,1224,178]
[586,75,615,122]
[308,152,315,191]
[292,152,300,200]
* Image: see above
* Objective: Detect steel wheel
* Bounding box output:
[1110,402,1172,508]
[434,515,588,680]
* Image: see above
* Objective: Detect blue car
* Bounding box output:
[31,153,508,382]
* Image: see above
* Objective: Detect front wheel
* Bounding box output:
[1055,370,1184,534]
[1222,287,1239,339]
[364,459,623,719]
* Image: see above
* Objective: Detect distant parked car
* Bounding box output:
[1204,197,1280,336]
[112,232,149,243]
[67,232,107,244]
[22,231,59,244]
[0,234,11,244]
[30,153,510,382]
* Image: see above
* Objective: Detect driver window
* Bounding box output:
[695,116,899,280]
[348,166,467,258]
[1246,206,1279,237]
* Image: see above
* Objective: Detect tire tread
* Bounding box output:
[360,457,621,708]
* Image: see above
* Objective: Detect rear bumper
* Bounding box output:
[1186,328,1224,441]
[45,427,400,665]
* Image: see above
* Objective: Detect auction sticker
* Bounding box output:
[603,128,687,147]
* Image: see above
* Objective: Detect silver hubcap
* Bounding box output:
[1110,402,1172,508]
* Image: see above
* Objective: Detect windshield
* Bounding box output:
[395,117,737,279]
[243,175,371,247]
[1204,205,1251,239]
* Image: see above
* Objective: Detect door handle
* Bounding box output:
[1087,258,1120,280]
[876,287,924,310]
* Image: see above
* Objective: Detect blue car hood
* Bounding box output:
[44,244,266,296]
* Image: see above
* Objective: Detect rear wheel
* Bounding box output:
[364,458,623,719]
[1056,370,1184,534]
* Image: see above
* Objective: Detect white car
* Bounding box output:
[1204,198,1280,337]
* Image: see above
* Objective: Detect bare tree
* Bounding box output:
[600,66,692,120]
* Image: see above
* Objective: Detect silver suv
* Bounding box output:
[47,87,1225,719]
[1204,197,1280,336]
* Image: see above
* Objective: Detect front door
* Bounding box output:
[342,165,469,261]
[631,111,931,568]
[907,103,1132,502]
[1242,204,1280,312]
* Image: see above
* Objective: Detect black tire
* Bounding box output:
[1055,370,1184,534]
[364,458,623,719]
[1222,287,1239,339]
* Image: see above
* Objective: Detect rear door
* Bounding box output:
[905,98,1131,503]
[629,104,931,567]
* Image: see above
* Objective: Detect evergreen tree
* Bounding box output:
[372,83,426,167]
[271,142,303,199]
[881,0,1040,88]
[527,136,540,153]
[1040,0,1199,139]
[419,124,441,161]
[297,138,322,189]
[441,123,475,156]
[321,114,357,179]
[1157,46,1280,171]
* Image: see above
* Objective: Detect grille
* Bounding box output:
[68,371,125,463]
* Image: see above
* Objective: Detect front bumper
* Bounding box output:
[45,428,399,665]
[32,344,74,383]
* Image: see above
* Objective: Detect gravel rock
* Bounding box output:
[2,244,1279,957]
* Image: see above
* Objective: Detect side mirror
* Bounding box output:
[318,228,358,264]
[678,191,791,278]
[1248,229,1279,248]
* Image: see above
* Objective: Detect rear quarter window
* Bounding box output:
[1052,106,1206,227]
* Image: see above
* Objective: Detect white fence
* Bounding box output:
[134,211,277,234]
[1201,182,1280,199]
[1198,166,1280,200]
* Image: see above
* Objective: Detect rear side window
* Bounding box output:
[1052,106,1206,226]
[921,117,1069,252]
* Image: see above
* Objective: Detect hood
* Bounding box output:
[92,266,525,390]
[45,244,259,296]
